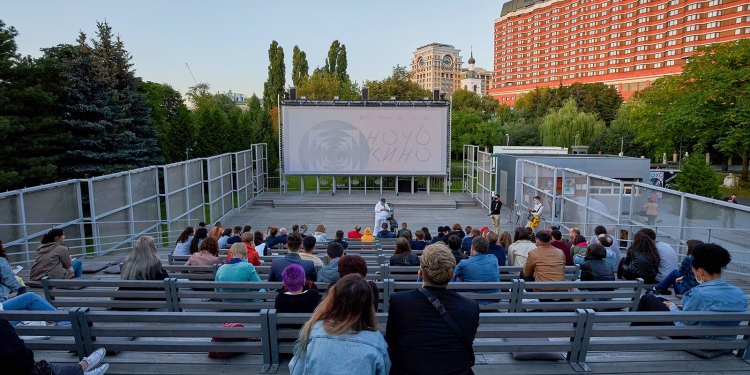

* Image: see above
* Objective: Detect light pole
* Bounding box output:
[185,147,193,161]
[574,133,580,147]
[619,137,624,156]
[505,133,510,146]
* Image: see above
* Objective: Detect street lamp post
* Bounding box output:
[574,133,580,147]
[185,147,193,161]
[505,133,510,146]
[619,137,624,156]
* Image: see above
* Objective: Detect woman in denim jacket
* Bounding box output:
[637,243,748,338]
[290,274,390,375]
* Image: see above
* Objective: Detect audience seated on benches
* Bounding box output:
[637,243,748,339]
[289,274,389,375]
[409,230,427,251]
[173,226,194,256]
[299,236,323,268]
[217,228,232,251]
[1,322,110,375]
[335,255,379,311]
[550,230,573,266]
[447,235,467,265]
[640,228,679,285]
[651,239,703,296]
[485,231,506,266]
[28,229,82,288]
[329,230,349,250]
[1,293,70,326]
[224,226,242,250]
[189,227,208,255]
[453,237,500,306]
[618,232,659,284]
[522,231,567,291]
[239,232,261,266]
[360,227,375,242]
[389,238,419,266]
[386,243,479,375]
[122,236,169,281]
[253,230,267,257]
[275,264,320,313]
[269,233,316,282]
[507,227,535,267]
[314,224,327,244]
[318,243,344,285]
[185,237,222,266]
[0,241,24,298]
[215,243,262,303]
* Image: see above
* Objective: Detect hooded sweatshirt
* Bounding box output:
[29,242,74,286]
[361,228,375,242]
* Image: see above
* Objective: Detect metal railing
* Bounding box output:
[0,145,268,265]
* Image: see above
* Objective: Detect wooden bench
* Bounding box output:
[385,265,581,282]
[266,310,588,372]
[75,309,273,373]
[42,277,172,310]
[576,310,750,371]
[390,281,515,311]
[0,309,84,359]
[515,279,643,312]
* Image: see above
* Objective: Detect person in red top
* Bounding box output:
[347,225,363,239]
[550,230,574,266]
[225,232,260,265]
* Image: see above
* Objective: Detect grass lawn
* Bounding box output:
[716,172,750,199]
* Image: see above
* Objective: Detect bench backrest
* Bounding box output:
[386,265,581,282]
[42,277,172,310]
[515,279,643,312]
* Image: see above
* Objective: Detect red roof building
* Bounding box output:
[490,0,750,104]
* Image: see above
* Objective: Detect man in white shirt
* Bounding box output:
[526,196,543,227]
[375,198,390,232]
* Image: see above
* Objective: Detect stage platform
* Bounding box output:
[224,192,520,235]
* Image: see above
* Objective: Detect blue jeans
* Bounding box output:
[656,269,683,294]
[2,293,68,326]
[72,259,83,278]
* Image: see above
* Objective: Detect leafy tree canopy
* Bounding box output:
[363,65,429,100]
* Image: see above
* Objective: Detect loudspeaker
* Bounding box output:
[362,86,369,101]
[433,89,440,101]
[290,87,297,100]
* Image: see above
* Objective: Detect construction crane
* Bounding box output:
[185,63,198,85]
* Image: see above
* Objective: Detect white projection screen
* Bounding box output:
[282,106,448,175]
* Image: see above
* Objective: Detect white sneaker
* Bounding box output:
[83,348,106,370]
[85,363,109,375]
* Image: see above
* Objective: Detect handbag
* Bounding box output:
[419,288,473,359]
[638,210,647,216]
[526,212,535,221]
[208,322,251,359]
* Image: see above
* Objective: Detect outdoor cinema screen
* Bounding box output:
[282,106,448,175]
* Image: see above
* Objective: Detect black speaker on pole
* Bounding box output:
[433,89,440,101]
[290,87,297,100]
[362,86,369,101]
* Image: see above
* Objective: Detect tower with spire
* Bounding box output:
[461,47,485,96]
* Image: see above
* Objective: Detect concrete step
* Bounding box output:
[253,199,274,207]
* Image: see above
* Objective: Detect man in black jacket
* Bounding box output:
[490,193,503,234]
[386,243,480,375]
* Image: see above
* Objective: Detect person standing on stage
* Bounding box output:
[490,193,503,234]
[374,198,390,232]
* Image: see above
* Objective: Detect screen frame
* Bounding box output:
[279,100,451,177]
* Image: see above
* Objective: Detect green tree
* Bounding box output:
[588,125,649,157]
[141,81,196,163]
[538,98,605,150]
[263,40,285,109]
[186,82,213,110]
[503,120,541,147]
[55,21,162,178]
[291,45,309,87]
[297,69,359,100]
[0,20,69,190]
[323,40,348,82]
[364,65,429,100]
[674,154,721,199]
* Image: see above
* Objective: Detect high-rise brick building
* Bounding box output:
[490,0,750,104]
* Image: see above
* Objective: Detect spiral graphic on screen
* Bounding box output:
[298,120,370,172]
